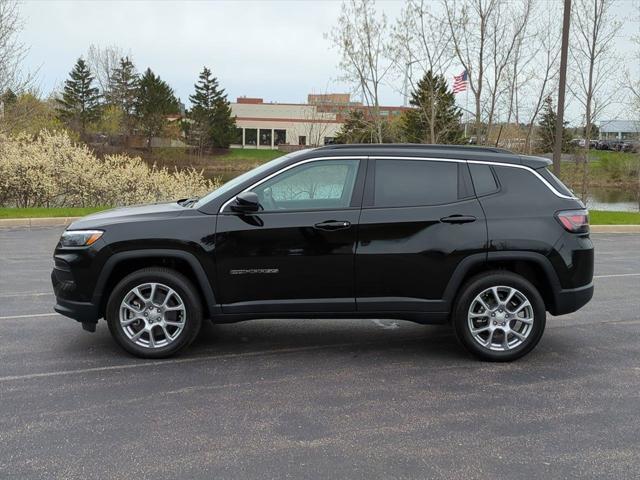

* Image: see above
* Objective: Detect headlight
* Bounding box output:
[60,230,104,247]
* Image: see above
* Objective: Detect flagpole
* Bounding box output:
[465,81,469,139]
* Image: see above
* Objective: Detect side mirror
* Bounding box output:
[231,191,260,213]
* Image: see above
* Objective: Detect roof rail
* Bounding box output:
[316,143,514,154]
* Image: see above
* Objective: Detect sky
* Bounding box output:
[17,0,640,124]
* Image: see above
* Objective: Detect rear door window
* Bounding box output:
[372,160,460,207]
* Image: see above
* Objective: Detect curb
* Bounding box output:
[590,225,640,233]
[0,217,81,229]
[0,217,639,233]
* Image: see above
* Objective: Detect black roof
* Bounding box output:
[312,144,551,169]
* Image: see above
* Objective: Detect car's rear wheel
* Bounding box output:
[106,268,202,358]
[453,271,546,362]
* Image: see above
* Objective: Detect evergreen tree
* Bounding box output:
[135,68,179,150]
[335,109,397,144]
[401,71,464,144]
[105,56,139,140]
[56,58,100,137]
[335,110,375,143]
[1,89,17,106]
[188,67,236,151]
[538,96,570,153]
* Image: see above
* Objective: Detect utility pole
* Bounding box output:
[553,0,571,176]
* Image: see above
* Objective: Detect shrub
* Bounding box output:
[0,130,220,208]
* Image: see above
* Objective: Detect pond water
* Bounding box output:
[207,170,639,212]
[586,187,639,212]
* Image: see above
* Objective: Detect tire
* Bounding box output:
[452,271,546,362]
[106,267,203,359]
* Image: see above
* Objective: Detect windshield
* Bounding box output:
[193,151,305,209]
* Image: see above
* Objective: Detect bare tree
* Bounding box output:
[626,2,640,211]
[86,44,125,95]
[391,0,454,97]
[328,0,393,143]
[482,0,532,142]
[626,2,640,117]
[301,105,334,147]
[391,0,460,143]
[0,0,33,97]
[569,0,621,201]
[521,3,563,152]
[443,0,500,142]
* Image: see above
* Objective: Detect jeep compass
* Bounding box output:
[51,145,594,361]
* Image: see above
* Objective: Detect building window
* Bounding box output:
[259,129,272,147]
[274,129,286,145]
[234,128,243,144]
[298,135,307,146]
[245,128,257,146]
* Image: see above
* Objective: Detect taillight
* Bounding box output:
[556,209,589,233]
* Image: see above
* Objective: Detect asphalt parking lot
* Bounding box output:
[0,227,639,480]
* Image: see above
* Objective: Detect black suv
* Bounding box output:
[52,145,594,361]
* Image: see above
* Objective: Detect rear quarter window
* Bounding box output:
[537,168,575,197]
[469,163,499,196]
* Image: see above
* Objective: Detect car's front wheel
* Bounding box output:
[106,268,202,358]
[453,271,546,362]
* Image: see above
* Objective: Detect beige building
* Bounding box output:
[230,94,407,149]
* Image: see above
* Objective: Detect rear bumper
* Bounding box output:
[550,282,594,316]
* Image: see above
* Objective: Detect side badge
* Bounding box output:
[230,268,280,275]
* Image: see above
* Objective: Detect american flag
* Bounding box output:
[452,70,468,94]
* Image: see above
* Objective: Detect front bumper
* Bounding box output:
[550,282,594,316]
[52,268,100,326]
[54,296,100,324]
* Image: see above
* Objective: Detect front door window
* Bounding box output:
[251,159,360,211]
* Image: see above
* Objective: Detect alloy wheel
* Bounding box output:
[467,285,534,352]
[119,282,186,349]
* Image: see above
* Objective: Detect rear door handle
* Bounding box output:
[440,215,477,224]
[314,220,351,231]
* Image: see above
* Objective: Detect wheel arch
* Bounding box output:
[443,251,561,314]
[94,249,218,318]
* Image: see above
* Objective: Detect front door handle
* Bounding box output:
[314,220,351,231]
[440,215,477,224]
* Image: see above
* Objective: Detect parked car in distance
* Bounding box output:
[52,144,594,362]
[569,138,598,149]
[612,140,639,152]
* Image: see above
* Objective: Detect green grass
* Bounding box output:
[590,210,640,225]
[139,147,286,174]
[217,148,286,162]
[0,207,109,219]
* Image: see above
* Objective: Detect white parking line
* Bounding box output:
[371,319,399,330]
[0,313,57,320]
[0,292,51,298]
[594,273,640,279]
[0,341,400,383]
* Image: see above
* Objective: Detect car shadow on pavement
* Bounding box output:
[187,318,468,361]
